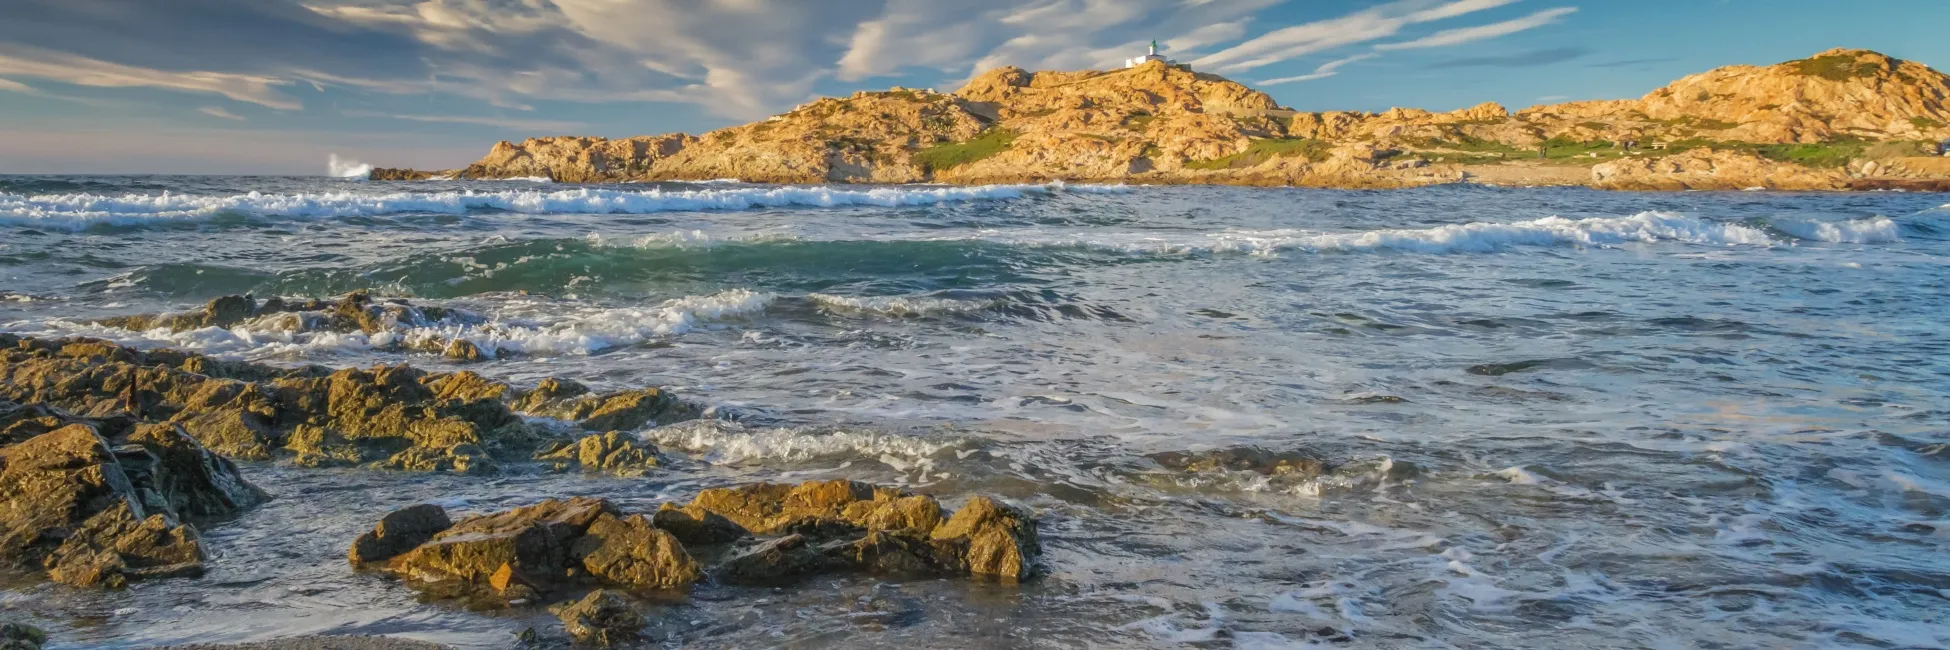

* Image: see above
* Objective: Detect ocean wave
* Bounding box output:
[807,292,1000,317]
[958,211,1784,257]
[2,289,774,359]
[0,183,1129,231]
[642,419,967,466]
[1767,216,1903,244]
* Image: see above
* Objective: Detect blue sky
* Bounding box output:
[2,0,1946,175]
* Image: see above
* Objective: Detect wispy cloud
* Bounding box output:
[1375,7,1578,51]
[1193,0,1520,73]
[1430,46,1589,68]
[198,106,245,120]
[0,44,299,109]
[1260,53,1377,85]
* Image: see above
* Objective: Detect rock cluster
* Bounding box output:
[350,479,1040,609]
[385,48,1950,191]
[0,401,266,588]
[0,332,692,473]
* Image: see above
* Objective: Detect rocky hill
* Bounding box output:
[372,48,1950,191]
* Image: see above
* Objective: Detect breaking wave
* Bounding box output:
[0,183,1129,231]
[643,419,968,467]
[2,289,775,359]
[959,211,1799,257]
[1766,215,1903,243]
[327,154,372,180]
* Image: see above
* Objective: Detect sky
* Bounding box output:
[2,0,1947,175]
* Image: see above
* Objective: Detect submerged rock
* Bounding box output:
[371,497,699,603]
[0,334,701,473]
[0,410,266,588]
[1146,446,1327,478]
[553,589,642,647]
[0,621,46,650]
[534,431,660,476]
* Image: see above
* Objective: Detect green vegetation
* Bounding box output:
[1183,138,1332,170]
[1079,133,1122,143]
[1124,112,1156,127]
[914,129,1019,171]
[1910,116,1945,130]
[1753,140,1865,168]
[1792,54,1885,81]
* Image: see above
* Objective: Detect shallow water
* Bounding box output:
[3,175,1949,649]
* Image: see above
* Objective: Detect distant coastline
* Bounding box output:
[376,48,1950,192]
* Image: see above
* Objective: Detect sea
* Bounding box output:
[1,175,1948,649]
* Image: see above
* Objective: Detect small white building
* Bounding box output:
[1125,40,1177,69]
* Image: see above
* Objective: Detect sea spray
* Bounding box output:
[327,154,372,179]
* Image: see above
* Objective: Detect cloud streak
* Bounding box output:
[1375,7,1578,51]
[1260,53,1377,85]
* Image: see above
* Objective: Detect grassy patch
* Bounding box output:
[1911,116,1945,130]
[914,129,1019,171]
[1183,138,1332,170]
[1080,133,1122,143]
[1792,55,1885,81]
[1755,139,1868,168]
[1125,112,1156,128]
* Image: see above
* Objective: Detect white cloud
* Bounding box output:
[197,106,245,120]
[1191,0,1517,73]
[0,44,300,109]
[0,78,32,93]
[1375,7,1578,51]
[1259,53,1377,85]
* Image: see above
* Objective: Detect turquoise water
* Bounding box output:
[3,176,1949,648]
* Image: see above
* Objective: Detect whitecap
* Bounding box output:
[0,182,1129,231]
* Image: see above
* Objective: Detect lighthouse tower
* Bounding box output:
[1125,40,1174,69]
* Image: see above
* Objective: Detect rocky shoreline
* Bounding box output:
[0,298,1041,648]
[372,49,1950,193]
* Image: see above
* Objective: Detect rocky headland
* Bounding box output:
[374,48,1950,191]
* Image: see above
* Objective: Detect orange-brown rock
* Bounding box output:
[390,48,1950,191]
[0,329,697,473]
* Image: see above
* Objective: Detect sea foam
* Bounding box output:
[953,211,1854,257]
[0,183,1128,231]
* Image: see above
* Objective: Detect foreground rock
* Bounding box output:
[0,402,267,588]
[0,331,694,473]
[154,637,451,650]
[0,621,46,650]
[553,590,642,646]
[386,48,1950,191]
[352,480,1040,606]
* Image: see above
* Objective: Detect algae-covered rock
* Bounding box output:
[929,496,1039,580]
[511,382,695,432]
[0,620,46,650]
[554,589,642,647]
[649,503,747,546]
[534,431,659,476]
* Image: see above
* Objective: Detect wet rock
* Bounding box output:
[929,496,1039,580]
[687,479,941,535]
[1147,446,1326,478]
[649,503,747,546]
[349,504,453,565]
[380,497,701,601]
[571,513,701,589]
[711,534,833,585]
[441,340,487,363]
[0,335,600,473]
[554,589,642,647]
[0,621,46,650]
[0,418,259,588]
[535,431,659,476]
[512,382,695,432]
[361,480,1041,598]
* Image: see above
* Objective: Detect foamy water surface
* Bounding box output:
[2,175,1948,649]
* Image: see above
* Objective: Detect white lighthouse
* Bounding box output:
[1125,40,1175,69]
